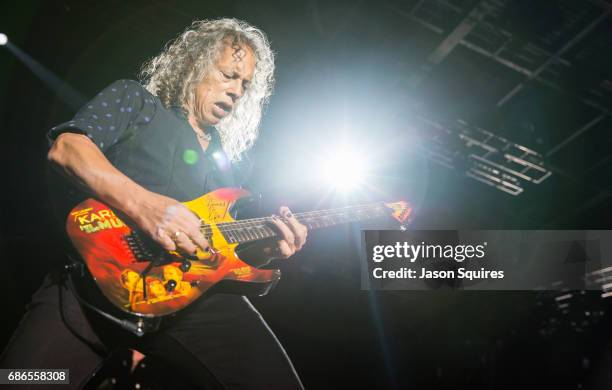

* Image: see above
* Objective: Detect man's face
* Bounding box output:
[191,42,256,126]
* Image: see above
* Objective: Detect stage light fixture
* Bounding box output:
[320,147,367,192]
[0,33,8,46]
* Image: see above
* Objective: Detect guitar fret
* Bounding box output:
[217,201,408,245]
[243,226,251,240]
[234,229,244,242]
[262,225,275,238]
[249,226,260,240]
[240,229,249,242]
[240,229,250,242]
[257,226,269,239]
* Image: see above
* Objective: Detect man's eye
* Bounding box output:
[221,72,231,79]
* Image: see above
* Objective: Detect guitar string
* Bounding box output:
[213,203,390,228]
[208,206,391,234]
[201,203,386,232]
[197,203,392,240]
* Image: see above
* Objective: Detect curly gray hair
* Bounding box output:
[139,18,275,161]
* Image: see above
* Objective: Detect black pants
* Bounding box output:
[1,272,303,389]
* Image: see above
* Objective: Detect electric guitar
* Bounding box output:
[66,187,411,329]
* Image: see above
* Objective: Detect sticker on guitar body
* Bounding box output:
[204,198,231,220]
[121,265,194,309]
[231,266,253,277]
[71,207,126,234]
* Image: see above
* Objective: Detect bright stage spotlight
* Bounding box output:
[319,147,368,192]
[0,33,8,46]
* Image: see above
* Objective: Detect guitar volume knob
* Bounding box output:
[180,261,192,272]
[165,279,177,292]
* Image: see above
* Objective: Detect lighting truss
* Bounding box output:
[410,116,552,195]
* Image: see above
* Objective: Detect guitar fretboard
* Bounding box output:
[200,203,389,245]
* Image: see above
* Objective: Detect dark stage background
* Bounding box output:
[2,1,612,389]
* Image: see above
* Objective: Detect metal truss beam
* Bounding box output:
[546,113,607,157]
[427,0,489,64]
[496,10,611,107]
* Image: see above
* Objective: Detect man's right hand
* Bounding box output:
[48,133,209,255]
[129,191,210,254]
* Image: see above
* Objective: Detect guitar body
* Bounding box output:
[66,188,280,318]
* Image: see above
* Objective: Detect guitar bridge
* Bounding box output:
[124,231,155,262]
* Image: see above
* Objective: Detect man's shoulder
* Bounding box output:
[99,79,163,116]
[101,79,153,98]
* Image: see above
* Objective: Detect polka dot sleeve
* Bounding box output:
[47,79,156,153]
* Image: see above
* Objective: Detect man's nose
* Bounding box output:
[226,81,244,102]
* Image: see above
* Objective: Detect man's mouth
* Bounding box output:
[213,102,232,118]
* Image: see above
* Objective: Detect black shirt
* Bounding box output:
[47,79,234,222]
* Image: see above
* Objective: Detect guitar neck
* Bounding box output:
[211,203,390,245]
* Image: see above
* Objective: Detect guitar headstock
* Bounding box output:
[384,200,412,224]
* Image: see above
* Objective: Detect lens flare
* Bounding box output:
[320,147,367,192]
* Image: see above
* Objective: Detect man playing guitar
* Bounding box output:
[2,18,307,389]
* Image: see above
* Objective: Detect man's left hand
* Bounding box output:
[267,206,308,259]
[237,206,308,265]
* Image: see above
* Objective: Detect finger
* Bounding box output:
[279,207,307,250]
[171,207,210,252]
[156,228,176,251]
[295,226,307,250]
[173,231,198,255]
[269,216,295,249]
[183,225,210,252]
[285,220,306,250]
[191,232,210,252]
[277,240,295,259]
[279,206,295,222]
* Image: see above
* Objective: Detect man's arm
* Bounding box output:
[48,132,209,254]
